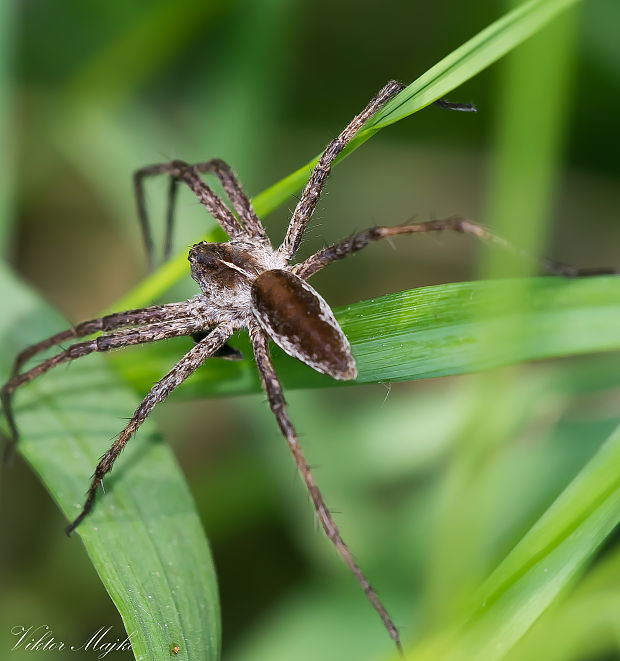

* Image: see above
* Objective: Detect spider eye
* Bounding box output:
[195,252,219,269]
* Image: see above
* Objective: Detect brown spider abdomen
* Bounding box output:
[251,269,357,381]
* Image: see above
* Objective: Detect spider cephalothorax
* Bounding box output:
[2,81,487,652]
[189,240,280,302]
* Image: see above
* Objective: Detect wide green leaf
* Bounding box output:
[0,263,220,661]
[109,275,620,399]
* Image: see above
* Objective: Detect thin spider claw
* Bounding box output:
[135,160,245,258]
[163,176,179,263]
[176,163,246,239]
[66,497,95,536]
[279,84,479,262]
[434,97,477,112]
[541,264,619,278]
[133,169,158,271]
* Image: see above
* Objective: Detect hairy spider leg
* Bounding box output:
[11,300,215,378]
[278,80,405,260]
[135,97,476,269]
[248,320,402,652]
[134,158,266,268]
[166,159,269,263]
[164,175,179,264]
[293,217,619,280]
[65,323,234,535]
[134,161,243,266]
[193,159,268,243]
[1,316,212,451]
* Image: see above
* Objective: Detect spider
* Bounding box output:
[2,79,523,652]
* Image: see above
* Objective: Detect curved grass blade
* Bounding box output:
[109,275,620,400]
[366,0,581,131]
[115,0,583,312]
[0,263,220,661]
[406,420,620,661]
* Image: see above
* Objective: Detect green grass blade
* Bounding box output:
[0,263,220,661]
[427,420,620,661]
[254,0,583,220]
[108,275,620,400]
[502,543,620,660]
[115,0,583,311]
[366,0,581,131]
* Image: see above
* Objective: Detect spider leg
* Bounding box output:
[164,159,268,262]
[293,217,619,280]
[10,298,216,377]
[278,81,405,261]
[163,175,179,263]
[65,322,234,535]
[135,158,264,268]
[194,159,269,245]
[191,331,244,360]
[134,161,245,268]
[134,164,163,270]
[1,315,214,449]
[248,320,402,652]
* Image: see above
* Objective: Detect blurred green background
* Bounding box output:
[1,0,620,660]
